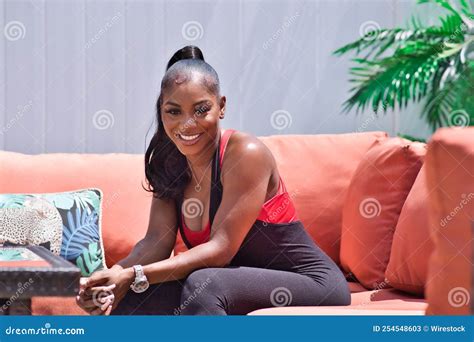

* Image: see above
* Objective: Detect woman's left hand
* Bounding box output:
[83,267,135,314]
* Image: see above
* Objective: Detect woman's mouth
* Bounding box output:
[175,132,203,146]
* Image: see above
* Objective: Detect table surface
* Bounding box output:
[0,245,81,298]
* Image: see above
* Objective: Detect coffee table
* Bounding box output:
[0,245,81,315]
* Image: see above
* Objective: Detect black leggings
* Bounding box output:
[111,220,351,315]
[111,265,350,315]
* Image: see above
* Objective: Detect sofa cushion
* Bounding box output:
[248,307,426,315]
[340,138,426,289]
[32,297,85,315]
[425,127,474,315]
[249,289,427,315]
[175,131,388,265]
[385,166,434,295]
[0,151,151,269]
[0,189,106,276]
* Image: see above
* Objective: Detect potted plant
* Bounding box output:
[334,0,473,135]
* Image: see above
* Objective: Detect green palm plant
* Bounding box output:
[334,0,474,131]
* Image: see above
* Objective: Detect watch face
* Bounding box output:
[132,279,149,293]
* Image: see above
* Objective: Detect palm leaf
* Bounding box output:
[335,0,473,131]
[75,241,103,276]
[61,206,99,260]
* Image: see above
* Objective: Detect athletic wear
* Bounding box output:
[180,129,298,247]
[111,129,350,315]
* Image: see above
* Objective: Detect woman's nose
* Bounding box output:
[179,112,198,130]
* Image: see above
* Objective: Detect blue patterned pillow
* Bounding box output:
[0,188,106,276]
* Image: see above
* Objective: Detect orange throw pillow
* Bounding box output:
[385,166,434,295]
[425,127,474,315]
[340,138,426,289]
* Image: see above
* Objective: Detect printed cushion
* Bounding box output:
[0,206,63,255]
[0,189,106,276]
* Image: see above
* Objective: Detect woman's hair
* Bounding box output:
[144,46,220,200]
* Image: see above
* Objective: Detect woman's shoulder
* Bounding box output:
[223,129,275,170]
[226,129,272,155]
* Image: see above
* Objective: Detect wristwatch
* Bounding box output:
[130,265,149,293]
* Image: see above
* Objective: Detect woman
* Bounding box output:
[76,46,350,315]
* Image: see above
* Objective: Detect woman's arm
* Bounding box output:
[110,196,178,271]
[138,134,274,284]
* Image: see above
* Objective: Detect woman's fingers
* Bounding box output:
[79,277,88,291]
[83,283,116,297]
[89,297,114,316]
[77,292,115,310]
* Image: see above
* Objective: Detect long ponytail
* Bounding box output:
[144,46,205,200]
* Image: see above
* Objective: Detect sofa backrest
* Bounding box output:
[0,130,388,269]
[0,151,151,268]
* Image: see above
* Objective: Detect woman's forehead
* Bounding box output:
[162,79,217,104]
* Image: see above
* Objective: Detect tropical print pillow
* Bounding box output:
[0,189,106,276]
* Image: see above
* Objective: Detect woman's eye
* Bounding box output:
[166,110,180,115]
[195,107,210,116]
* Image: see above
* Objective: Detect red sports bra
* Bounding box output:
[181,129,298,247]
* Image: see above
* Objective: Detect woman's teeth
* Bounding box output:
[179,133,201,140]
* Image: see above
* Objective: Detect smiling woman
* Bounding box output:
[76,45,351,316]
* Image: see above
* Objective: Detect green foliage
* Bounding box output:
[334,0,474,131]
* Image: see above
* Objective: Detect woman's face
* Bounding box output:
[161,75,225,157]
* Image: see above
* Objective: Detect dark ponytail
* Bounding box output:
[144,46,205,200]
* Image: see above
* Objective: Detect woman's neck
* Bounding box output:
[186,132,220,170]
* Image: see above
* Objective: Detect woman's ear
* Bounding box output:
[219,96,226,119]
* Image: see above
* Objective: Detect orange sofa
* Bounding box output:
[0,128,471,315]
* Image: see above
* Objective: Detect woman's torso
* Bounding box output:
[176,128,339,285]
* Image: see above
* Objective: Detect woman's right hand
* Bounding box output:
[76,277,116,315]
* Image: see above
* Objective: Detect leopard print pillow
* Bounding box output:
[0,200,62,255]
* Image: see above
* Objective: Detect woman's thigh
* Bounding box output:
[110,279,184,315]
[179,266,350,315]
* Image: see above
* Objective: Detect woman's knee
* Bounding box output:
[178,268,226,315]
[182,268,218,294]
[324,278,351,306]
